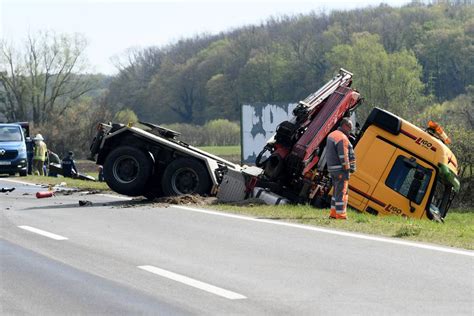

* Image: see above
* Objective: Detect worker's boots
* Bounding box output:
[330,209,347,220]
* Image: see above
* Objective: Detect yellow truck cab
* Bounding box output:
[349,108,460,221]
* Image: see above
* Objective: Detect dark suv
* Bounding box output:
[0,124,28,176]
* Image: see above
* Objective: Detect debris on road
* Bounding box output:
[54,189,79,196]
[83,190,103,195]
[79,200,93,206]
[1,187,15,193]
[36,191,54,198]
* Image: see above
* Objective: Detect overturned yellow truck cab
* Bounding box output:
[349,108,460,221]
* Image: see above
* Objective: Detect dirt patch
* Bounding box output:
[151,194,217,206]
[222,197,266,206]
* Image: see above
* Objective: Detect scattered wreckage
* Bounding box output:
[89,69,460,221]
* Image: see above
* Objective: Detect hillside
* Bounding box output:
[105,2,473,125]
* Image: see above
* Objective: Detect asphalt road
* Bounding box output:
[1,177,473,315]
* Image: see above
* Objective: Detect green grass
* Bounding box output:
[20,175,109,191]
[198,145,240,156]
[208,204,474,250]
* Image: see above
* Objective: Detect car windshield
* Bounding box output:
[0,126,23,142]
[429,180,454,218]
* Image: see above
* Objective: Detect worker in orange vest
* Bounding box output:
[325,118,356,219]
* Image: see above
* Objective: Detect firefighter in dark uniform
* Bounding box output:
[61,151,78,178]
[325,118,356,219]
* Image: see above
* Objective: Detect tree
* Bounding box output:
[0,32,94,124]
[113,108,138,124]
[326,32,426,120]
[238,43,297,103]
[415,24,473,101]
[42,96,111,158]
[107,47,164,118]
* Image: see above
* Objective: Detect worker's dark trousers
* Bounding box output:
[329,170,349,219]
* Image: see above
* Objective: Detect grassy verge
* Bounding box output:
[198,145,241,163]
[197,145,240,156]
[18,175,110,191]
[208,204,474,250]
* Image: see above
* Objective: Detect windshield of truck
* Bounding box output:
[385,155,432,204]
[0,126,23,142]
[429,180,454,218]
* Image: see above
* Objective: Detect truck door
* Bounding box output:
[348,136,396,210]
[369,149,435,218]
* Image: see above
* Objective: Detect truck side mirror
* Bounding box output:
[407,169,425,202]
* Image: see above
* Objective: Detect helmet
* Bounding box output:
[68,151,74,157]
[34,134,44,141]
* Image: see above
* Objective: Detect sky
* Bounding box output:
[1,0,412,75]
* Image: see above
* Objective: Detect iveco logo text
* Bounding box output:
[0,149,5,155]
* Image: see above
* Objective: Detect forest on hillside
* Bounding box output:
[106,1,473,124]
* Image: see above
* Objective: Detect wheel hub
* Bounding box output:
[172,168,198,194]
[113,156,140,183]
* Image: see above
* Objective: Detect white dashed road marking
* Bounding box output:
[138,265,247,300]
[18,226,68,240]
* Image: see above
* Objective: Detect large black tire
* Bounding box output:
[143,176,164,201]
[19,170,27,177]
[161,158,211,196]
[103,146,152,196]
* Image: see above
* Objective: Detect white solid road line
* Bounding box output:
[1,178,43,187]
[18,226,68,241]
[96,193,133,200]
[138,265,247,300]
[174,205,474,257]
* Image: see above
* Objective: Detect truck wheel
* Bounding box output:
[19,170,27,177]
[161,158,211,196]
[103,146,152,196]
[144,177,164,200]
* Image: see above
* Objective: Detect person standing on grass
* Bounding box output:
[32,134,47,176]
[325,118,356,220]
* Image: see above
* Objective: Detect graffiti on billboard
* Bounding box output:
[241,102,297,164]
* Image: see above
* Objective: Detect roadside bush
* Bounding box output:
[162,119,240,146]
[204,119,240,146]
[113,108,138,124]
[161,123,206,145]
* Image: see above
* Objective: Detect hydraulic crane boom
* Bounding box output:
[259,69,361,184]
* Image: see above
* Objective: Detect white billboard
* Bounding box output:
[241,102,297,164]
